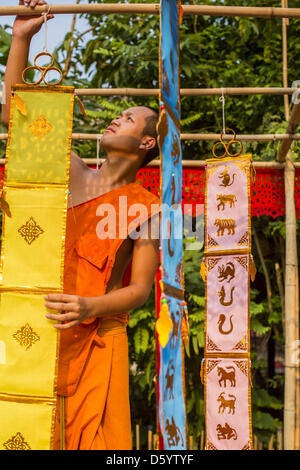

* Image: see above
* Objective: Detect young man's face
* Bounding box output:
[100,106,155,157]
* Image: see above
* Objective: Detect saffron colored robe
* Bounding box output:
[53,182,160,450]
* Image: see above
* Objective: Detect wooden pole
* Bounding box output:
[283,155,298,450]
[3,132,300,142]
[282,0,290,121]
[0,157,299,169]
[278,103,300,162]
[136,424,140,450]
[75,87,295,97]
[1,4,300,19]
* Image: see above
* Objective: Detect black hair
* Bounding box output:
[139,106,159,168]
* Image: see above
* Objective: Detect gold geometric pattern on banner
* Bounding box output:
[3,432,31,450]
[28,114,53,141]
[207,234,220,248]
[207,336,221,351]
[233,160,248,175]
[207,258,221,272]
[207,359,221,375]
[207,440,218,450]
[235,231,249,247]
[206,165,219,180]
[12,323,40,351]
[233,255,248,270]
[232,336,247,351]
[18,216,44,245]
[233,360,248,377]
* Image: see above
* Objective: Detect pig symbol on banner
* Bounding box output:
[217,366,236,387]
[217,392,236,415]
[165,416,184,447]
[164,359,175,400]
[218,314,234,335]
[216,423,238,440]
[216,194,237,211]
[214,219,236,236]
[218,168,237,187]
[218,285,235,306]
[218,262,235,283]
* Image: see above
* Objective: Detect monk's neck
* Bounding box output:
[96,154,140,188]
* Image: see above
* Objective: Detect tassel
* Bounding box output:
[156,287,173,349]
[75,95,87,118]
[181,300,189,347]
[0,192,11,217]
[200,358,205,385]
[13,92,27,116]
[250,255,257,282]
[200,258,206,282]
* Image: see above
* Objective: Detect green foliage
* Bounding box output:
[2,0,299,448]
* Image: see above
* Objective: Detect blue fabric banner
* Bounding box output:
[157,0,187,450]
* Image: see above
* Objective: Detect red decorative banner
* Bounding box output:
[0,164,298,218]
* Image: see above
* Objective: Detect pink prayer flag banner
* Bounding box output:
[203,154,253,450]
[205,155,252,254]
[205,358,252,450]
[205,254,250,355]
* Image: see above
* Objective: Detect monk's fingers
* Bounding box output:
[45,301,80,313]
[45,311,79,322]
[53,320,80,330]
[44,293,78,304]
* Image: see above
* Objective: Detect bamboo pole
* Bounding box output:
[0,157,299,169]
[282,0,290,121]
[136,424,140,450]
[283,155,298,450]
[75,87,295,97]
[278,103,300,162]
[2,132,300,142]
[1,4,300,19]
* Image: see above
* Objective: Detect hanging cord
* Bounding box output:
[219,87,226,133]
[96,136,101,170]
[43,5,52,53]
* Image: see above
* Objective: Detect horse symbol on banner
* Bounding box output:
[165,416,184,447]
[217,392,236,415]
[218,263,235,283]
[218,285,235,306]
[216,423,238,440]
[218,366,236,387]
[164,358,175,400]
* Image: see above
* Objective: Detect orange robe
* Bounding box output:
[53,182,160,450]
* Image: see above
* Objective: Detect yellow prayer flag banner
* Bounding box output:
[6,86,74,184]
[0,399,55,450]
[0,187,67,289]
[0,84,74,450]
[0,292,58,397]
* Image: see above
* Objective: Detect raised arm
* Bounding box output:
[1,0,54,128]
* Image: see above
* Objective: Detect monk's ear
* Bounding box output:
[139,136,156,151]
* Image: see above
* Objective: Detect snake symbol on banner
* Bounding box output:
[22,52,63,86]
[212,128,243,159]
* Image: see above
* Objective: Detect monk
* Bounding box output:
[2,0,161,450]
